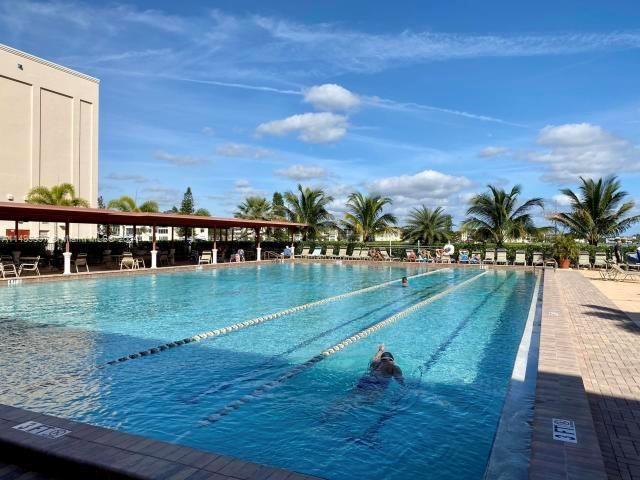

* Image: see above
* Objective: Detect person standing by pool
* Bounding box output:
[614,239,623,264]
[357,344,404,391]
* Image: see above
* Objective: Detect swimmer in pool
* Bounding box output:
[401,276,408,287]
[357,344,404,391]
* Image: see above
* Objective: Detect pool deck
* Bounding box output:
[531,269,640,480]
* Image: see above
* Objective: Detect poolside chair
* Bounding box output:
[577,251,591,269]
[405,249,418,262]
[380,249,399,262]
[544,256,558,270]
[593,252,608,269]
[531,252,544,267]
[336,246,348,259]
[483,250,496,265]
[513,250,527,267]
[323,245,337,259]
[345,248,360,260]
[18,256,40,276]
[159,251,169,266]
[295,246,310,258]
[458,250,470,264]
[120,252,137,270]
[198,251,212,265]
[0,261,18,278]
[626,253,640,271]
[308,247,322,258]
[495,249,509,265]
[72,253,89,273]
[357,248,370,260]
[470,252,482,265]
[609,264,640,282]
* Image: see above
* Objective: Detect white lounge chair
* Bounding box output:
[72,253,89,273]
[308,247,322,258]
[577,252,591,269]
[405,249,418,262]
[513,250,527,266]
[323,246,337,259]
[120,252,137,270]
[608,264,640,282]
[345,248,360,260]
[380,250,398,261]
[18,256,40,276]
[531,252,544,267]
[199,251,212,265]
[458,250,470,264]
[336,247,348,259]
[593,252,607,269]
[483,250,496,264]
[496,249,509,265]
[0,261,18,278]
[359,249,371,260]
[296,246,310,258]
[470,252,482,265]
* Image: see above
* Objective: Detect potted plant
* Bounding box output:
[552,234,579,269]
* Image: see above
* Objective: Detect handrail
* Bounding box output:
[262,250,284,260]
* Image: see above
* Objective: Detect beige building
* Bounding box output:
[0,43,99,240]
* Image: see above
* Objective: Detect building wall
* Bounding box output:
[0,43,99,240]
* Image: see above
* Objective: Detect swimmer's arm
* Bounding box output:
[372,344,385,363]
[394,366,405,385]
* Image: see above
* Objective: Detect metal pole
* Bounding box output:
[14,220,19,246]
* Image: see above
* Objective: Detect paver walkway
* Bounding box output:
[557,271,640,480]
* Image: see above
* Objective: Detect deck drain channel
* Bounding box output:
[200,270,487,425]
[99,268,449,368]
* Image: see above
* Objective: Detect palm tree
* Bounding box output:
[235,197,272,220]
[341,192,396,242]
[107,195,158,213]
[25,183,89,241]
[284,184,334,240]
[107,195,159,241]
[551,176,640,245]
[25,183,89,207]
[463,185,544,246]
[403,206,452,244]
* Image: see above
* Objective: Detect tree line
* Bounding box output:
[24,176,640,246]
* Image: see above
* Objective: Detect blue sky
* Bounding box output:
[1,0,639,229]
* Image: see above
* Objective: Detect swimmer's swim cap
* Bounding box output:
[381,352,394,361]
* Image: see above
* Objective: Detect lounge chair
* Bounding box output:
[120,252,137,270]
[458,250,470,264]
[608,264,640,282]
[345,248,360,260]
[626,253,640,271]
[0,261,18,278]
[531,252,544,267]
[168,248,176,266]
[470,252,482,265]
[577,251,591,269]
[72,253,89,273]
[323,245,337,259]
[593,252,608,269]
[336,247,348,259]
[495,249,509,265]
[308,247,322,258]
[405,249,418,262]
[513,250,527,266]
[357,249,370,260]
[198,251,212,265]
[544,256,558,269]
[295,246,310,258]
[380,249,399,261]
[159,251,169,266]
[483,250,496,264]
[18,256,40,276]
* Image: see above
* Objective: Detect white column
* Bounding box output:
[63,252,72,275]
[151,250,158,269]
[256,247,262,262]
[212,248,218,264]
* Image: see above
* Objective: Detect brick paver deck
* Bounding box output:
[534,270,640,480]
[558,271,640,480]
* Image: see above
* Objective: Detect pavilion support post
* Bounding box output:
[63,222,72,275]
[14,220,18,246]
[255,228,261,262]
[151,225,158,269]
[212,227,217,264]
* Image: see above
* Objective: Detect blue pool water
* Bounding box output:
[0,263,537,479]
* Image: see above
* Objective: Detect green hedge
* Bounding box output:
[0,240,48,257]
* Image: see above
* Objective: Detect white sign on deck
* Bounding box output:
[13,420,71,439]
[552,418,577,443]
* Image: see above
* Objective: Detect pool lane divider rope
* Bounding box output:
[200,270,488,426]
[98,268,449,368]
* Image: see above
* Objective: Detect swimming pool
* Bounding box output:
[0,263,537,479]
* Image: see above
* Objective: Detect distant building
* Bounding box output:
[374,228,403,242]
[0,44,99,240]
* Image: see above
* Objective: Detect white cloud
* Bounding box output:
[142,186,181,206]
[304,84,360,111]
[552,194,573,207]
[478,146,511,158]
[154,150,207,166]
[105,173,149,183]
[256,112,348,143]
[527,123,640,182]
[367,169,472,199]
[215,143,272,159]
[275,164,327,180]
[202,127,215,136]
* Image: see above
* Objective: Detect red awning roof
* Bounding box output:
[0,202,306,230]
